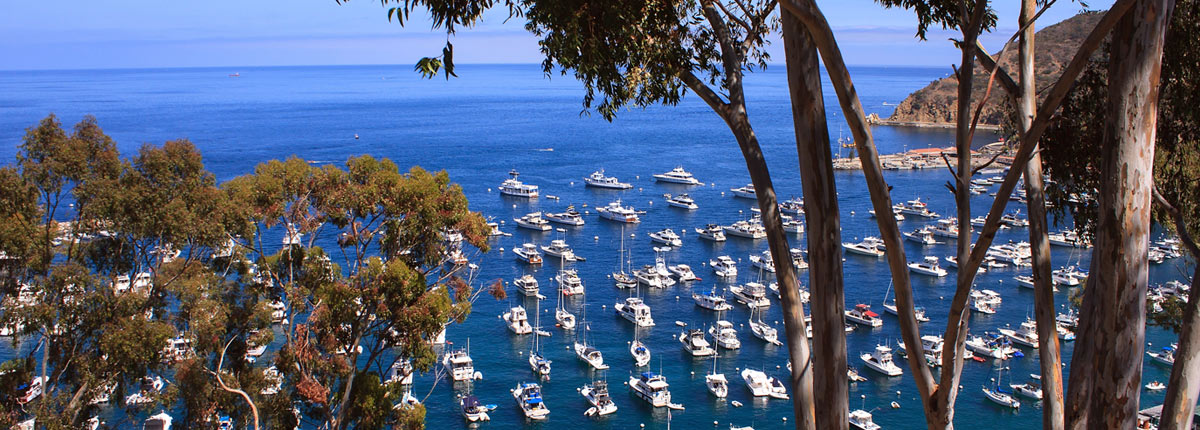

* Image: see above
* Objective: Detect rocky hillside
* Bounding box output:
[886,11,1104,127]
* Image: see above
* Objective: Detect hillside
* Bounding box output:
[884,11,1104,127]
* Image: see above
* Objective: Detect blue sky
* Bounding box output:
[0,0,1112,70]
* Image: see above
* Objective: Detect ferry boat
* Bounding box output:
[708,320,741,349]
[741,368,789,399]
[556,269,585,296]
[723,219,767,239]
[581,379,618,416]
[615,297,655,327]
[729,283,770,309]
[574,341,609,370]
[695,224,727,241]
[861,344,903,376]
[730,184,756,199]
[653,166,702,185]
[845,304,883,328]
[544,207,585,226]
[514,275,540,297]
[928,218,960,239]
[1148,346,1176,366]
[459,394,492,422]
[583,169,632,189]
[629,372,673,407]
[749,251,775,273]
[710,256,738,278]
[541,239,580,262]
[694,288,734,311]
[514,212,552,231]
[679,329,716,357]
[503,306,533,335]
[597,200,640,223]
[668,264,699,282]
[849,409,882,430]
[513,243,544,265]
[499,170,539,198]
[442,345,481,382]
[511,382,550,419]
[843,237,886,257]
[894,197,940,218]
[904,228,940,245]
[908,255,948,277]
[649,228,683,247]
[999,318,1040,348]
[665,193,699,210]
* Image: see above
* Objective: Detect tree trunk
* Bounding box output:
[1065,1,1174,427]
[1162,265,1200,429]
[781,11,848,430]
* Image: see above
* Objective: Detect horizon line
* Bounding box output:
[0,62,954,74]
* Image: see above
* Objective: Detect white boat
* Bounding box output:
[928,218,960,239]
[541,239,580,263]
[514,213,552,231]
[769,281,810,303]
[729,283,770,308]
[514,275,540,297]
[845,304,883,328]
[459,394,492,422]
[668,264,699,282]
[908,255,948,277]
[555,289,576,330]
[843,237,886,257]
[556,269,585,296]
[1148,346,1176,366]
[849,409,882,430]
[529,301,552,378]
[708,320,741,349]
[653,166,702,185]
[791,248,810,270]
[895,197,939,218]
[512,382,550,420]
[574,341,609,370]
[1001,210,1029,227]
[965,332,1012,359]
[629,372,673,407]
[613,224,638,288]
[615,297,655,327]
[125,376,165,405]
[695,224,727,242]
[984,367,1020,409]
[544,207,586,226]
[740,369,789,399]
[710,256,738,278]
[1052,266,1087,286]
[783,219,805,234]
[1146,381,1167,391]
[581,379,618,416]
[904,228,940,245]
[723,219,767,239]
[694,288,733,311]
[749,311,782,346]
[1010,381,1043,400]
[999,318,1040,348]
[897,334,964,369]
[679,329,716,357]
[1014,275,1035,289]
[144,413,173,430]
[1048,230,1091,248]
[584,169,633,189]
[665,193,699,210]
[442,344,481,382]
[649,228,683,247]
[749,251,775,273]
[881,283,930,323]
[868,207,906,221]
[385,361,413,386]
[970,294,997,314]
[730,184,756,199]
[597,199,640,223]
[499,170,539,198]
[634,248,676,288]
[630,337,651,367]
[707,355,729,398]
[503,306,534,335]
[514,243,544,265]
[779,197,805,215]
[861,344,903,376]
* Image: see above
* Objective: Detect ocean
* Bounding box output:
[0,64,1190,429]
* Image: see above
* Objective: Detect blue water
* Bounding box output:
[0,64,1190,429]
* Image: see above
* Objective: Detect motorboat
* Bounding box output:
[1014,275,1035,289]
[653,166,702,185]
[1057,323,1076,341]
[849,409,882,430]
[1001,210,1029,227]
[695,224,727,241]
[1056,309,1079,328]
[634,249,676,288]
[710,256,738,278]
[908,255,948,277]
[615,297,655,327]
[1048,230,1091,248]
[144,413,173,430]
[574,341,609,370]
[843,237,886,257]
[629,372,673,407]
[512,382,550,420]
[791,248,810,270]
[1052,266,1087,286]
[868,207,906,221]
[514,243,544,265]
[749,251,775,273]
[503,306,534,335]
[861,344,903,376]
[581,379,618,416]
[779,197,805,215]
[741,369,788,399]
[708,320,741,349]
[783,219,805,234]
[679,329,716,357]
[723,219,767,239]
[730,184,756,199]
[665,193,699,210]
[514,275,540,297]
[460,394,492,422]
[442,344,481,381]
[882,302,929,322]
[125,376,165,405]
[514,213,552,231]
[694,288,733,311]
[729,282,770,308]
[971,289,1003,306]
[999,318,1040,348]
[848,367,868,383]
[904,228,940,245]
[499,170,539,198]
[970,294,997,315]
[668,264,699,282]
[897,334,965,369]
[1148,346,1176,366]
[928,218,960,239]
[544,207,586,226]
[1146,381,1167,391]
[597,199,640,223]
[1010,381,1043,400]
[555,269,585,296]
[584,169,632,189]
[649,228,683,247]
[845,304,883,328]
[385,361,414,386]
[894,197,940,218]
[768,281,810,303]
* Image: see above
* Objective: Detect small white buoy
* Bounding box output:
[512,204,517,209]
[675,296,680,300]
[594,236,599,241]
[639,187,644,191]
[713,421,719,426]
[602,305,607,309]
[570,181,574,185]
[783,417,788,422]
[690,371,694,376]
[488,188,492,192]
[649,201,653,205]
[850,211,855,215]
[640,424,645,428]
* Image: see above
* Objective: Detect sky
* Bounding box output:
[0,0,1113,71]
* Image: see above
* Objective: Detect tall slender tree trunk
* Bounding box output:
[1162,264,1200,429]
[1016,1,1066,428]
[1065,1,1174,427]
[781,11,848,430]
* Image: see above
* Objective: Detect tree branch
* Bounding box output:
[209,337,261,430]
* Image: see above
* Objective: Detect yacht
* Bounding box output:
[791,248,810,270]
[883,302,929,322]
[710,256,738,278]
[513,243,544,265]
[965,332,1014,359]
[629,372,674,407]
[385,361,414,386]
[1048,230,1091,248]
[668,264,699,282]
[999,318,1040,348]
[706,367,730,398]
[695,224,727,241]
[584,169,632,189]
[750,308,783,345]
[665,193,699,210]
[649,228,683,247]
[1147,381,1167,391]
[904,228,940,245]
[868,207,906,221]
[783,219,805,234]
[694,288,733,311]
[730,184,756,199]
[749,251,775,273]
[1148,346,1176,366]
[928,218,960,239]
[724,219,767,239]
[443,344,480,382]
[514,212,552,231]
[1014,275,1035,289]
[634,249,676,288]
[555,269,585,296]
[843,237,886,257]
[1010,381,1043,400]
[679,329,716,357]
[615,297,655,327]
[514,275,540,297]
[708,320,741,349]
[459,394,492,422]
[1052,266,1087,286]
[729,283,770,309]
[741,369,789,399]
[895,197,940,218]
[512,382,550,420]
[1001,210,1029,228]
[849,409,882,430]
[845,304,883,328]
[908,255,948,277]
[653,166,703,185]
[503,306,534,335]
[861,344,903,376]
[544,207,585,226]
[499,170,540,198]
[574,341,609,370]
[780,197,805,215]
[581,379,618,416]
[897,334,963,369]
[597,200,640,223]
[971,289,1003,306]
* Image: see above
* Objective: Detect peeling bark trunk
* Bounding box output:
[1064,1,1173,427]
[1162,265,1200,429]
[781,11,847,430]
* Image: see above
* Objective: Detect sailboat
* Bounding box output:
[749,307,782,346]
[574,306,609,370]
[630,326,651,367]
[612,225,637,288]
[706,354,729,398]
[529,300,552,378]
[881,281,930,322]
[983,366,1021,409]
[555,282,576,330]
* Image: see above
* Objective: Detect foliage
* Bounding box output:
[873,0,997,40]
